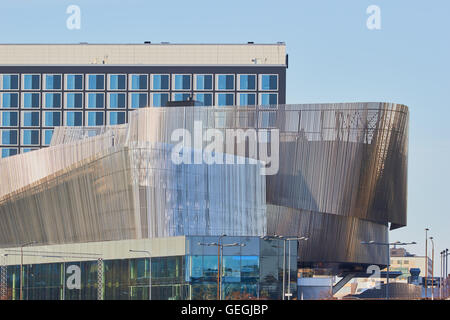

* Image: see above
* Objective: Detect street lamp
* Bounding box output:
[19,241,36,300]
[262,234,308,300]
[429,237,435,300]
[361,240,416,300]
[129,249,152,300]
[198,235,245,300]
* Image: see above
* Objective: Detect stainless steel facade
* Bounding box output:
[0,102,409,270]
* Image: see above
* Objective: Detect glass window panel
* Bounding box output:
[44,111,61,127]
[261,75,278,90]
[23,74,40,90]
[66,111,83,126]
[87,93,104,109]
[194,93,213,106]
[217,93,234,106]
[109,74,126,90]
[130,93,147,108]
[239,75,256,90]
[87,111,104,126]
[43,129,53,145]
[23,93,40,108]
[173,93,191,102]
[1,148,17,158]
[44,93,61,108]
[45,74,62,90]
[239,93,256,106]
[130,74,148,90]
[23,111,40,127]
[108,93,126,109]
[1,111,18,126]
[217,74,234,90]
[152,93,169,107]
[152,74,169,90]
[174,74,191,90]
[66,74,83,90]
[196,74,212,90]
[109,111,126,125]
[23,129,40,145]
[66,93,83,108]
[88,74,105,90]
[2,74,19,90]
[260,93,278,106]
[2,93,19,108]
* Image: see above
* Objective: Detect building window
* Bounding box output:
[194,93,213,106]
[108,111,126,125]
[129,74,148,90]
[43,129,53,146]
[239,74,256,90]
[239,93,256,106]
[44,111,61,127]
[173,74,191,90]
[22,111,40,127]
[260,74,278,90]
[108,93,126,109]
[65,93,83,109]
[87,74,105,90]
[195,74,213,90]
[22,129,40,145]
[22,93,40,108]
[173,93,191,102]
[216,93,234,106]
[129,93,148,108]
[65,74,83,90]
[2,74,19,90]
[1,129,18,145]
[109,74,127,90]
[44,74,62,90]
[216,74,234,90]
[152,74,170,90]
[152,93,169,107]
[22,148,38,153]
[44,93,62,108]
[260,93,278,106]
[1,93,19,108]
[66,111,83,126]
[1,148,17,158]
[1,111,18,127]
[23,74,40,90]
[87,93,105,109]
[86,111,104,126]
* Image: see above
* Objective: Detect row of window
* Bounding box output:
[0,92,278,109]
[0,74,279,91]
[1,129,54,147]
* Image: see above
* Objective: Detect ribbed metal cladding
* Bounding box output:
[0,103,408,268]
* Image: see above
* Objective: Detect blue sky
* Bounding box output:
[1,0,449,268]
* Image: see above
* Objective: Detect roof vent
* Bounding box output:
[248,41,254,44]
[144,41,151,44]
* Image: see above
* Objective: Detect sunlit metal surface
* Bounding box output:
[0,103,408,268]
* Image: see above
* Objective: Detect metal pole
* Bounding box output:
[288,240,291,300]
[20,246,23,301]
[149,255,152,300]
[217,244,220,300]
[430,237,434,300]
[425,228,428,298]
[446,249,449,298]
[386,243,390,300]
[282,239,286,300]
[441,251,443,299]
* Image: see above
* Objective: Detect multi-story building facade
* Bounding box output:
[0,43,287,157]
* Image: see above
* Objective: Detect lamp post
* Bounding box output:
[129,249,152,300]
[198,236,245,300]
[429,237,434,300]
[425,228,429,298]
[446,248,449,298]
[19,241,36,300]
[361,240,416,300]
[441,250,444,299]
[262,235,308,300]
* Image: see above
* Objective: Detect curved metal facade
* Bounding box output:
[0,103,408,268]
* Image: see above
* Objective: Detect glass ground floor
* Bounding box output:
[0,236,298,300]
